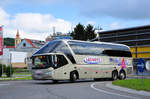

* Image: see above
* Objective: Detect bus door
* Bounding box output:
[53,54,69,80]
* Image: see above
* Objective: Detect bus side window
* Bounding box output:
[51,55,55,67]
[56,55,68,68]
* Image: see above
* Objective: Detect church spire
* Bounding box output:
[15,29,21,47]
[16,29,19,37]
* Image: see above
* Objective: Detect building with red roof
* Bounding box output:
[16,38,45,49]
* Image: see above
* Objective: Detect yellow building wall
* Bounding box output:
[130,47,136,52]
[138,53,150,58]
[130,46,150,58]
[137,46,150,52]
[132,53,150,58]
[131,54,136,58]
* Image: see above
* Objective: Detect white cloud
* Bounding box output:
[0,8,10,26]
[86,21,96,25]
[110,22,122,30]
[0,8,72,41]
[10,13,72,33]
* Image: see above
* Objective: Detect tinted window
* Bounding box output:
[68,41,130,56]
[103,50,132,57]
[68,41,104,56]
[32,55,54,69]
[33,40,76,64]
[33,40,61,55]
[55,42,76,64]
[54,55,68,69]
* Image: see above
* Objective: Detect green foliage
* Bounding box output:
[0,64,6,77]
[23,67,27,69]
[0,76,32,80]
[4,38,15,46]
[71,23,96,41]
[71,23,86,41]
[0,64,2,77]
[0,64,30,78]
[113,79,150,92]
[2,64,6,73]
[85,24,96,40]
[5,66,14,77]
[13,68,29,73]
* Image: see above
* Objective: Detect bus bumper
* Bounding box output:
[32,70,53,80]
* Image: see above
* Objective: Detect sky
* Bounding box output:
[0,0,150,41]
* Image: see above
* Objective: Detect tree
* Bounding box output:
[71,23,86,41]
[4,38,15,46]
[85,24,96,40]
[71,23,96,41]
[0,64,2,77]
[5,65,14,77]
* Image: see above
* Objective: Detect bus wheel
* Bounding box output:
[119,71,126,80]
[52,80,58,84]
[70,72,77,83]
[94,78,103,81]
[112,71,118,80]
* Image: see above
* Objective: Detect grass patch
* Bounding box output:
[112,79,150,92]
[1,72,31,76]
[14,72,31,75]
[13,68,29,73]
[0,76,32,80]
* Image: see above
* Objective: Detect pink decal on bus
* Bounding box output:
[118,58,127,70]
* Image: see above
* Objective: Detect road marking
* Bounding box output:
[0,83,10,86]
[91,82,140,99]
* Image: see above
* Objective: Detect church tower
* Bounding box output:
[15,29,21,47]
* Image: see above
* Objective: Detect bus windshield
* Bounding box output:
[32,55,54,69]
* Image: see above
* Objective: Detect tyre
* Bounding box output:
[94,78,100,81]
[119,71,126,80]
[70,72,77,83]
[112,71,118,80]
[94,78,103,81]
[52,80,58,84]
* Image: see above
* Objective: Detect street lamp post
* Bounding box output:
[10,53,12,78]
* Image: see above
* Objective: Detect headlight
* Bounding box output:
[45,71,52,75]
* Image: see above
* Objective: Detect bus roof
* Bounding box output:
[45,39,129,49]
[32,53,64,57]
[32,39,130,57]
[63,40,130,51]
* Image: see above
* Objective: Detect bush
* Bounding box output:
[0,64,6,77]
[6,65,14,77]
[13,68,29,73]
[2,64,6,73]
[24,67,27,69]
[0,64,2,77]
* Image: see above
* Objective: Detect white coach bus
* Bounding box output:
[31,40,133,83]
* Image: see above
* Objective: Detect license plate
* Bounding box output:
[36,70,42,74]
